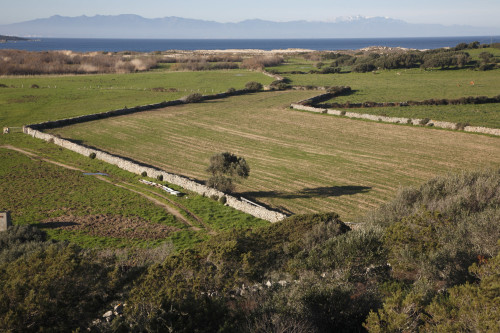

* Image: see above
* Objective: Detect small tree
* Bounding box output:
[245,81,263,92]
[206,152,250,193]
[183,93,203,103]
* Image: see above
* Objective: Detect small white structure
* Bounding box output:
[0,212,12,231]
[139,179,182,196]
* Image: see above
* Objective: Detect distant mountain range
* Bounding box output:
[1,15,499,39]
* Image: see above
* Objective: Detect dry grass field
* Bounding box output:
[49,90,500,220]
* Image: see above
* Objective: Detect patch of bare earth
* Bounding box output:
[41,214,179,240]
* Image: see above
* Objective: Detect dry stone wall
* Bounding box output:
[291,103,500,136]
[22,93,287,223]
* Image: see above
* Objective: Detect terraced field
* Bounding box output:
[49,90,500,220]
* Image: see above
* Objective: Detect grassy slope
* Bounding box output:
[48,90,500,220]
[0,133,268,249]
[0,70,273,127]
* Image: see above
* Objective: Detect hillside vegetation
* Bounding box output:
[1,170,498,331]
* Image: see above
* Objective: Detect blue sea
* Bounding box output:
[1,36,499,52]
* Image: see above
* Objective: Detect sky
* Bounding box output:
[1,0,500,28]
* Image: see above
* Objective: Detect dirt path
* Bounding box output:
[2,145,84,171]
[1,144,202,231]
[126,183,215,234]
[114,183,202,231]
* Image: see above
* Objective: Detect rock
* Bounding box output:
[114,303,124,315]
[102,310,115,322]
[278,280,287,287]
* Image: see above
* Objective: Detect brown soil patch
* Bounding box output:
[41,214,179,240]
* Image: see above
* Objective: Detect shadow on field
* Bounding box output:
[36,221,80,229]
[240,185,371,200]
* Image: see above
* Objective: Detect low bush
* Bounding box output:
[419,118,431,125]
[455,122,470,130]
[241,55,284,70]
[352,63,376,73]
[245,81,263,92]
[141,171,147,177]
[89,152,96,159]
[183,93,204,103]
[269,81,289,90]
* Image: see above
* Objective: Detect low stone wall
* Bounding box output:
[29,91,255,131]
[23,125,287,223]
[290,104,500,136]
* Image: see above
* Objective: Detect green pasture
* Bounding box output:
[47,91,500,220]
[0,133,268,249]
[287,68,500,101]
[285,67,500,128]
[0,70,273,127]
[329,104,500,128]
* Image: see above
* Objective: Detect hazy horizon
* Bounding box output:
[2,0,500,28]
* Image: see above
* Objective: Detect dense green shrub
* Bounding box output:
[244,81,263,91]
[269,80,289,90]
[0,225,48,264]
[352,63,376,73]
[0,243,116,332]
[364,169,500,226]
[362,169,500,331]
[183,92,204,103]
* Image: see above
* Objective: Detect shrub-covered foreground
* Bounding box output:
[1,169,498,332]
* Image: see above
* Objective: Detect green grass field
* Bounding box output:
[3,49,500,245]
[328,104,500,128]
[285,67,500,128]
[47,90,500,220]
[0,133,268,249]
[288,68,500,102]
[0,70,273,127]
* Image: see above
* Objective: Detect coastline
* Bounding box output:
[0,36,497,52]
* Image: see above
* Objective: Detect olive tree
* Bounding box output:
[206,152,250,193]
